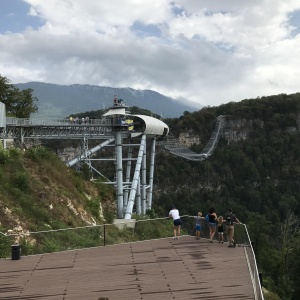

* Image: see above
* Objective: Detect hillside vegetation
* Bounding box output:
[0,146,116,255]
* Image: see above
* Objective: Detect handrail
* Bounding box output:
[1,216,173,236]
[243,223,264,300]
[6,117,112,126]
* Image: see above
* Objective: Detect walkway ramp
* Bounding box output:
[1,236,257,300]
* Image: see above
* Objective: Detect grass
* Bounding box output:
[0,146,115,257]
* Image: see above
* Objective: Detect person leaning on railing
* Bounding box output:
[169,205,181,239]
[225,208,241,248]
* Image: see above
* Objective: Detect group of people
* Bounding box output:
[169,205,241,247]
[69,116,96,124]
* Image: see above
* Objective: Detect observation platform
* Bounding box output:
[0,236,257,300]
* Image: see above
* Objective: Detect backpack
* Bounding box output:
[205,214,209,222]
[226,214,233,225]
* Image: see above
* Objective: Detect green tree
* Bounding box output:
[276,212,300,299]
[0,74,38,117]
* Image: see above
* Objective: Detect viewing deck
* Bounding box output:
[1,236,258,300]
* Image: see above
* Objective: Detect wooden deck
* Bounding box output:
[0,236,255,300]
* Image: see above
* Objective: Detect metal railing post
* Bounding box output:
[104,224,106,246]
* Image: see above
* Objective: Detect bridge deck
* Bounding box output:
[0,236,255,300]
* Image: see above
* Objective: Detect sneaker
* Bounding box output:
[177,236,180,239]
[173,236,176,240]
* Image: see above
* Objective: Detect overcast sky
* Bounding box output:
[0,0,300,108]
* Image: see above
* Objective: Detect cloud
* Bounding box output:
[0,0,299,108]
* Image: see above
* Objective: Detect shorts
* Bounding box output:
[173,219,181,226]
[208,222,216,228]
[195,224,201,231]
[218,226,224,233]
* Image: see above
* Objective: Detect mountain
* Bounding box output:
[15,82,199,118]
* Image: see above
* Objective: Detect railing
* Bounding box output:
[0,216,263,299]
[243,223,264,300]
[6,117,112,126]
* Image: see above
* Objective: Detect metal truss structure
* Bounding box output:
[2,112,225,219]
[3,113,168,220]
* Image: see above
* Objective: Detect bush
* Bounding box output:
[13,171,29,191]
[25,146,52,161]
[8,147,22,160]
[86,197,101,219]
[0,232,14,258]
[0,148,9,164]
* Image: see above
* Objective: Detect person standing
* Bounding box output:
[169,205,181,239]
[208,207,217,243]
[217,216,225,244]
[225,208,241,247]
[194,212,205,239]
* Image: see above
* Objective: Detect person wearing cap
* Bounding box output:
[169,205,181,239]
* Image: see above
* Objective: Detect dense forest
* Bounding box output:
[153,93,300,300]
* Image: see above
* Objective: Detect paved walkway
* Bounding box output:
[0,236,255,300]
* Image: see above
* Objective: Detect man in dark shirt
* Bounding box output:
[225,208,241,247]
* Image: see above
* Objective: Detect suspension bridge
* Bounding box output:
[161,115,225,161]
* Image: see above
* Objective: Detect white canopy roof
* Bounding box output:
[103,107,127,116]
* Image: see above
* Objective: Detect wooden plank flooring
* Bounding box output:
[0,236,255,300]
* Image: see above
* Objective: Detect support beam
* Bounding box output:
[147,137,156,210]
[125,134,146,219]
[66,138,115,167]
[136,177,141,215]
[115,132,124,218]
[141,138,147,214]
[123,145,132,212]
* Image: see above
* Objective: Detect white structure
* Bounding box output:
[0,102,6,128]
[103,97,169,219]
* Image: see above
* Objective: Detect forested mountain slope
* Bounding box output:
[154,93,300,300]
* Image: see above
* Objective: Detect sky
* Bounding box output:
[0,0,300,109]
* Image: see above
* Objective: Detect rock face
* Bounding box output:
[178,131,201,147]
[222,118,264,143]
[176,114,300,146]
